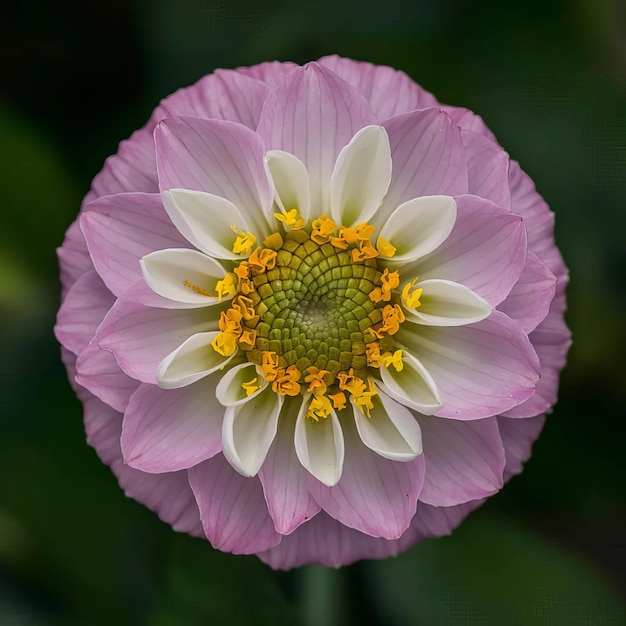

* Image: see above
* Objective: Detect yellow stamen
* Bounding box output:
[248,247,277,274]
[337,368,367,397]
[241,376,260,397]
[369,268,400,303]
[328,392,347,410]
[355,222,375,241]
[231,228,257,256]
[366,342,384,368]
[239,328,257,350]
[304,394,333,421]
[352,240,379,262]
[372,304,405,338]
[234,262,250,280]
[182,280,215,297]
[218,308,243,335]
[311,214,337,244]
[231,295,257,321]
[376,237,396,258]
[353,378,377,418]
[261,351,280,382]
[215,273,237,301]
[211,332,238,356]
[263,232,284,251]
[383,349,404,372]
[274,209,304,230]
[401,278,423,309]
[305,366,331,395]
[272,365,302,396]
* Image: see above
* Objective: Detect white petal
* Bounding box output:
[156,331,237,389]
[378,350,443,415]
[330,125,392,227]
[403,279,492,326]
[294,399,345,487]
[265,150,311,224]
[140,248,227,306]
[222,385,282,477]
[162,189,252,260]
[377,195,457,263]
[215,362,268,406]
[352,388,423,462]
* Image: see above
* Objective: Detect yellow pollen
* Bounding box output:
[376,237,396,258]
[305,366,331,395]
[311,214,337,244]
[366,342,384,368]
[369,268,399,303]
[263,232,284,251]
[234,262,250,280]
[241,376,260,397]
[372,304,405,338]
[337,368,367,397]
[352,240,379,262]
[304,394,333,422]
[211,332,238,356]
[231,228,257,256]
[272,365,302,396]
[383,349,404,372]
[261,351,280,382]
[232,295,257,322]
[274,209,304,230]
[248,247,278,274]
[328,391,347,410]
[182,280,215,297]
[402,278,423,309]
[353,378,377,418]
[355,222,375,241]
[215,273,237,301]
[219,308,243,335]
[239,328,257,351]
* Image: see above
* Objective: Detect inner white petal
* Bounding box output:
[265,150,311,224]
[157,331,236,389]
[330,125,392,227]
[404,279,492,326]
[141,248,227,306]
[162,189,252,260]
[377,195,457,263]
[215,361,267,406]
[294,399,345,487]
[222,385,282,478]
[378,349,443,415]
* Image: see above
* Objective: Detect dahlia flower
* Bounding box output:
[55,57,570,569]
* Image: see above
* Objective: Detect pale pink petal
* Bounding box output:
[259,399,321,535]
[96,297,223,384]
[497,415,546,480]
[418,415,504,506]
[376,108,468,226]
[80,192,188,297]
[55,270,114,356]
[256,63,376,214]
[307,418,425,539]
[75,342,138,413]
[57,220,93,297]
[401,194,527,306]
[121,378,223,473]
[154,117,273,234]
[318,55,438,120]
[461,128,511,210]
[82,392,203,536]
[397,311,541,420]
[235,60,297,87]
[442,106,497,141]
[411,499,485,539]
[189,455,282,554]
[497,252,557,333]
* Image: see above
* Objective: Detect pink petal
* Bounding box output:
[497,415,546,481]
[121,379,223,473]
[96,297,221,383]
[412,499,485,539]
[80,192,188,297]
[318,55,438,121]
[152,69,271,132]
[256,62,376,213]
[75,342,138,413]
[235,60,297,87]
[154,117,273,233]
[55,270,114,356]
[405,194,528,306]
[57,220,93,297]
[461,128,511,210]
[82,391,204,536]
[189,455,282,554]
[307,419,425,539]
[442,106,497,141]
[497,252,557,333]
[377,108,468,225]
[397,311,541,420]
[258,403,321,535]
[418,415,504,506]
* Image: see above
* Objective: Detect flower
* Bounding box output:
[55,57,570,569]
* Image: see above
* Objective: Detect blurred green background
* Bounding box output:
[2,0,625,624]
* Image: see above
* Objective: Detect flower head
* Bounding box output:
[55,57,570,569]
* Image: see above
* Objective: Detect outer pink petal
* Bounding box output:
[80,192,188,297]
[188,455,282,554]
[258,407,321,535]
[95,298,219,384]
[409,194,527,306]
[154,117,273,228]
[442,106,497,141]
[307,420,425,539]
[397,311,541,420]
[318,55,438,121]
[418,415,504,506]
[55,270,114,356]
[377,108,468,225]
[81,390,204,536]
[461,128,511,210]
[497,415,546,481]
[57,220,93,297]
[121,379,223,473]
[497,252,557,334]
[256,62,376,212]
[235,61,298,88]
[75,342,138,413]
[411,499,485,539]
